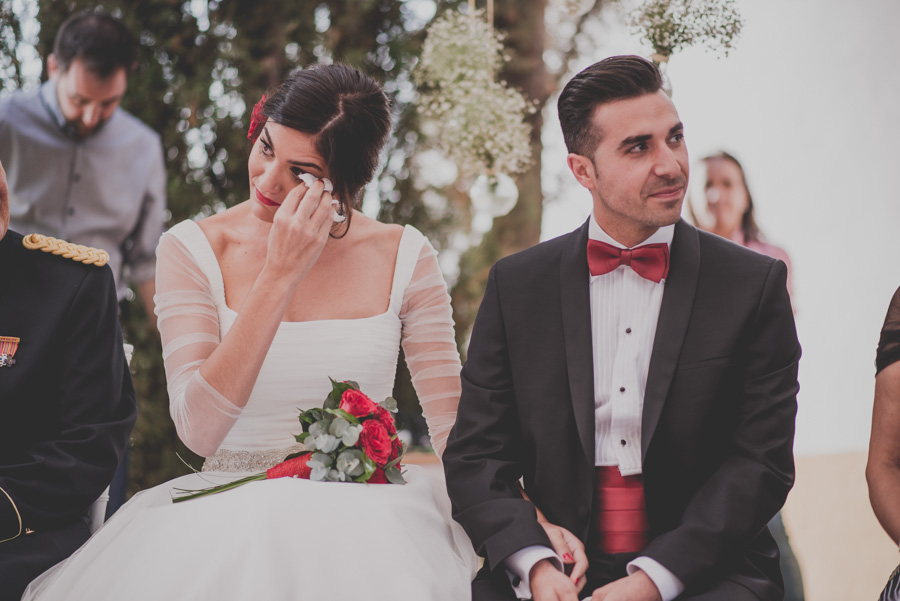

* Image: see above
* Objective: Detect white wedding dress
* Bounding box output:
[23,221,478,600]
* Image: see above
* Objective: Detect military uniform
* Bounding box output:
[0,230,136,599]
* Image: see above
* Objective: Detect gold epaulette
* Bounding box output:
[21,234,110,267]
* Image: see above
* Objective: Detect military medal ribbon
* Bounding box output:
[0,336,19,367]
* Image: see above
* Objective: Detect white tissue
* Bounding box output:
[297,173,344,222]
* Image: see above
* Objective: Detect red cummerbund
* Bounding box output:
[592,466,649,554]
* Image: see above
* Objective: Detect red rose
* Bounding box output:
[358,419,392,466]
[340,389,377,418]
[266,453,312,480]
[367,467,388,484]
[375,405,397,435]
[247,94,267,143]
[390,436,403,462]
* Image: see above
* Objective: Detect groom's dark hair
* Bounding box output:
[557,55,663,157]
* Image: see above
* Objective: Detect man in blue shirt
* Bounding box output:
[0,10,166,323]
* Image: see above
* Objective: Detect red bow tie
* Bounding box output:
[587,240,670,283]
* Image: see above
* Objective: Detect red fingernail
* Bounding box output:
[563,553,573,561]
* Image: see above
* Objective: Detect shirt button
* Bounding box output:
[626,327,632,334]
[512,576,522,587]
[72,173,81,183]
[619,386,626,393]
[620,439,627,446]
[66,207,75,216]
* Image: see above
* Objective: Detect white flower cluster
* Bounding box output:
[416,9,534,177]
[305,417,363,482]
[627,0,743,60]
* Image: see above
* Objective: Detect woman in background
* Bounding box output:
[695,151,793,296]
[867,286,900,600]
[693,150,803,601]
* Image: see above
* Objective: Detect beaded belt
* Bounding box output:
[592,466,649,554]
[201,444,307,473]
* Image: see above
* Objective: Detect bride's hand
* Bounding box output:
[263,179,335,285]
[537,519,588,593]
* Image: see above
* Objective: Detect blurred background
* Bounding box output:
[1,0,897,597]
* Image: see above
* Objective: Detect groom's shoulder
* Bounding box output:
[493,230,574,277]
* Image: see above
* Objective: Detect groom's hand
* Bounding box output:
[589,570,661,601]
[531,559,580,601]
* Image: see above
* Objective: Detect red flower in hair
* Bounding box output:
[247,94,267,143]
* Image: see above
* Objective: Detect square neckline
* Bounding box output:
[180,219,419,325]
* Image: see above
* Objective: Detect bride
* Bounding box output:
[24,64,478,600]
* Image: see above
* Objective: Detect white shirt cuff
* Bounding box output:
[505,545,562,600]
[627,556,685,601]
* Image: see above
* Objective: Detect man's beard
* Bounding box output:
[63,117,109,139]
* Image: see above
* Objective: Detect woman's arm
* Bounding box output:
[157,182,334,456]
[867,361,900,544]
[398,239,461,458]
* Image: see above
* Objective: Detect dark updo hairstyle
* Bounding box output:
[53,10,137,78]
[260,64,391,233]
[557,55,663,157]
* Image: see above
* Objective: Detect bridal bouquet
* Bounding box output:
[173,380,405,503]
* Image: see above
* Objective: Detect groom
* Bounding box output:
[443,55,800,601]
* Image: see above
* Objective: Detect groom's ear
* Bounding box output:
[567,153,596,191]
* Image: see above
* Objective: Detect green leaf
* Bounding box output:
[385,454,402,470]
[324,389,341,410]
[172,473,267,503]
[325,407,360,425]
[295,432,310,444]
[354,454,378,483]
[385,465,407,485]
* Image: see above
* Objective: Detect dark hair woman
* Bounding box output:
[868,286,900,600]
[691,151,794,299]
[22,64,477,600]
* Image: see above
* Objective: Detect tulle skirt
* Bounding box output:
[23,465,478,600]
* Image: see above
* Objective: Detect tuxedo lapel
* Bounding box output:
[641,219,700,459]
[560,219,595,466]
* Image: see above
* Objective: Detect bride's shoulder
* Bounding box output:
[194,204,253,256]
[346,213,407,252]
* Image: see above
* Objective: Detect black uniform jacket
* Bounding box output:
[443,218,800,597]
[0,229,136,543]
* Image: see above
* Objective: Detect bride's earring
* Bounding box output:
[332,199,346,223]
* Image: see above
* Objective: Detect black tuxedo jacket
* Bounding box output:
[443,219,800,597]
[0,230,136,579]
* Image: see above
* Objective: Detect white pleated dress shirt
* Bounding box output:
[507,217,684,601]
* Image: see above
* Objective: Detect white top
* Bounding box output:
[588,217,672,475]
[154,220,462,457]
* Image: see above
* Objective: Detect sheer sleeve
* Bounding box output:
[399,240,461,458]
[154,232,243,456]
[877,286,900,375]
